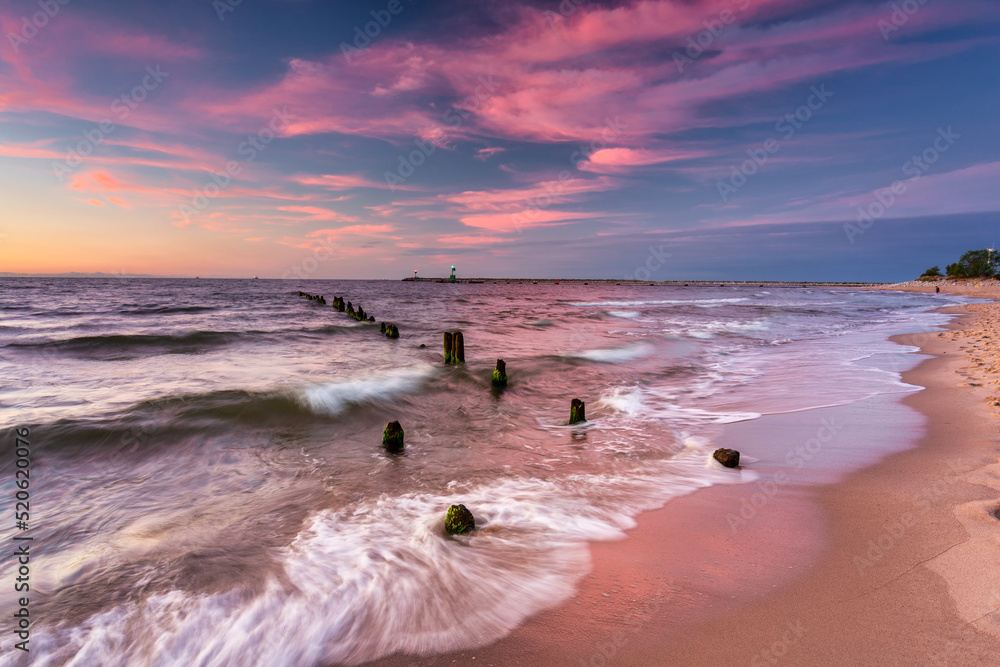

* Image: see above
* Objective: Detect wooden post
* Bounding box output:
[492,359,507,386]
[569,398,586,424]
[383,421,404,452]
[443,331,454,363]
[453,331,464,363]
[386,324,399,339]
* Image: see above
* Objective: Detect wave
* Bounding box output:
[5,331,247,358]
[16,461,748,666]
[119,306,219,315]
[597,385,761,425]
[4,325,358,359]
[299,366,435,415]
[571,297,749,308]
[567,342,654,363]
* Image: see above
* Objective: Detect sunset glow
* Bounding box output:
[1,0,998,278]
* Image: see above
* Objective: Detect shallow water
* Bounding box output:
[0,278,961,665]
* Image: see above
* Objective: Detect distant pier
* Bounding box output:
[401,277,887,287]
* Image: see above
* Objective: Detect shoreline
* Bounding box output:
[373,287,1000,665]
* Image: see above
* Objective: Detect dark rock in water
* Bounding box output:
[418,343,426,348]
[383,420,404,452]
[713,448,740,468]
[445,504,475,535]
[443,331,454,363]
[380,322,387,333]
[492,358,507,386]
[569,398,586,424]
[385,324,399,339]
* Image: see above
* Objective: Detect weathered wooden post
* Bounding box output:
[445,504,475,535]
[569,398,586,424]
[443,331,454,363]
[385,324,399,339]
[492,359,507,386]
[383,421,404,452]
[380,322,387,333]
[453,331,464,363]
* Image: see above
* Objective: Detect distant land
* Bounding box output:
[402,277,887,286]
[0,272,167,278]
[0,273,896,285]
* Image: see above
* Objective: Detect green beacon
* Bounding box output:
[450,265,456,281]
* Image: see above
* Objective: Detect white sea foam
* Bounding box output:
[14,462,745,667]
[571,297,749,308]
[299,365,434,414]
[569,342,653,363]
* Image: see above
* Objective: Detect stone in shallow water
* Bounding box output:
[713,448,740,468]
[445,504,475,535]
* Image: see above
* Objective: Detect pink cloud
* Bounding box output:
[305,224,394,237]
[275,206,359,223]
[436,235,511,245]
[460,209,603,233]
[292,173,393,190]
[475,147,506,160]
[578,147,708,173]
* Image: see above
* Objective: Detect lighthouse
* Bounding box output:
[450,265,456,281]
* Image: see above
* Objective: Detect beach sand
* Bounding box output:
[374,282,1000,666]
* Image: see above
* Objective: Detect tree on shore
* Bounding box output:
[920,266,942,277]
[945,249,998,278]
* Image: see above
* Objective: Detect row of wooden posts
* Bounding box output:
[298,291,739,535]
[383,330,589,535]
[298,291,398,339]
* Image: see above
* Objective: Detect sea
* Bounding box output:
[0,278,964,666]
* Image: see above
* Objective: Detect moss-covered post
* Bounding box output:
[383,420,404,452]
[380,322,387,333]
[443,331,454,363]
[453,331,464,363]
[385,324,399,339]
[569,398,586,424]
[445,504,475,534]
[492,359,507,386]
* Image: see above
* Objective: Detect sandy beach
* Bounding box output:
[378,281,1000,666]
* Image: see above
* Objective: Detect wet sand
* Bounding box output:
[373,282,1000,666]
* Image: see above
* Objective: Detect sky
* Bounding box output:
[1,0,998,281]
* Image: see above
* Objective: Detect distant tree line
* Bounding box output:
[921,248,998,279]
